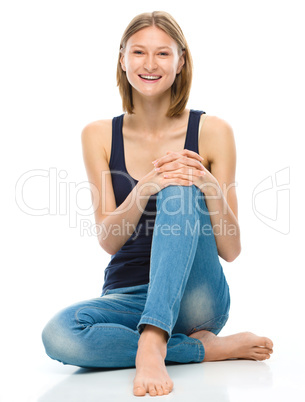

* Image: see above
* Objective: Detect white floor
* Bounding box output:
[3,336,304,402]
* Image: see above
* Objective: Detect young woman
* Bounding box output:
[42,11,273,397]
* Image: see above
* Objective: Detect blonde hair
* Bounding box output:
[116,11,193,117]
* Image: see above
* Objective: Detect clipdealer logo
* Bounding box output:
[15,166,291,236]
[252,167,290,234]
[15,167,96,228]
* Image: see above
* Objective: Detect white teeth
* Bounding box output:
[140,75,161,80]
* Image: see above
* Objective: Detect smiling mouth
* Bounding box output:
[139,75,162,81]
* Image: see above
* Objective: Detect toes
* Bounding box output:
[148,384,157,396]
[262,354,271,360]
[162,382,172,394]
[133,382,171,397]
[261,337,273,349]
[166,379,174,391]
[253,347,272,355]
[254,352,271,361]
[155,386,164,396]
[266,341,273,349]
[134,383,171,397]
[162,385,170,395]
[133,385,146,396]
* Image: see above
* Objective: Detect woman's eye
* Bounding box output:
[134,51,143,55]
[159,52,169,56]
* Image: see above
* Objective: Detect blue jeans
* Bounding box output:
[42,185,230,368]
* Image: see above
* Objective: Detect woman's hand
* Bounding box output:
[137,149,218,197]
[153,150,219,195]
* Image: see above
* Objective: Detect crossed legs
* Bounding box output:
[42,185,273,397]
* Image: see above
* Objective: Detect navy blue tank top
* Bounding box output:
[102,109,206,293]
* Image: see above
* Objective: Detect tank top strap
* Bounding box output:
[109,109,206,170]
[184,109,206,154]
[109,113,125,171]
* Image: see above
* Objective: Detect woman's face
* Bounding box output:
[120,26,185,99]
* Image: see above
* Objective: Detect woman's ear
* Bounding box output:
[120,52,126,71]
[177,50,185,74]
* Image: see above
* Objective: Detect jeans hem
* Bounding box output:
[196,339,205,362]
[137,316,172,340]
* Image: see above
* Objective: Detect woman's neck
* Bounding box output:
[128,89,178,135]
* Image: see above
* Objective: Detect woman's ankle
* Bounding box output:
[139,324,168,344]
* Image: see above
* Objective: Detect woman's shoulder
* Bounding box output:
[81,118,112,138]
[199,113,236,164]
[81,118,113,164]
[199,112,233,132]
[200,113,234,142]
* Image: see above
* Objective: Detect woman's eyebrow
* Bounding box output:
[130,44,172,50]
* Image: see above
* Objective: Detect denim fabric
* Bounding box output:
[42,185,230,368]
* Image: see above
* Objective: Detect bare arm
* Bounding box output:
[199,116,241,262]
[81,121,150,255]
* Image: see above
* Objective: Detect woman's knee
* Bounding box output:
[156,184,203,215]
[41,316,65,362]
[41,308,80,364]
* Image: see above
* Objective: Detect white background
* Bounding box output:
[1,0,304,400]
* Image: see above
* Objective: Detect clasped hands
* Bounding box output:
[151,149,218,194]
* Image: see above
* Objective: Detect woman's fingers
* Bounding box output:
[150,150,206,190]
[163,169,206,184]
[164,168,206,177]
[153,149,203,167]
[168,149,204,162]
[154,157,205,173]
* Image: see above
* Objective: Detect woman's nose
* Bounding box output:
[144,55,157,72]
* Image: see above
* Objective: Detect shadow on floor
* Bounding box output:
[37,360,273,401]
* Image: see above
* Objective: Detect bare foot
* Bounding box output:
[133,325,174,397]
[189,330,273,362]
